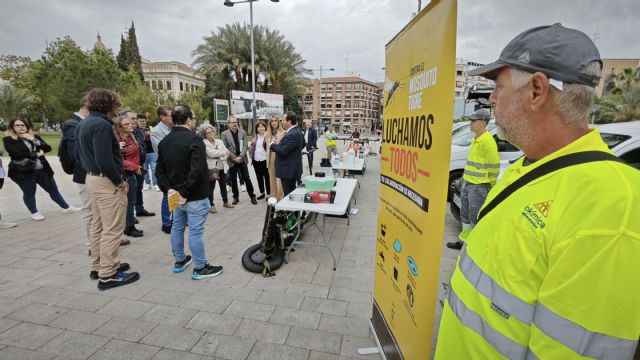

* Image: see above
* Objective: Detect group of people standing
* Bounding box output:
[0,85,316,290]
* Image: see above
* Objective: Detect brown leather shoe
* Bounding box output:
[120,239,131,246]
[223,202,234,209]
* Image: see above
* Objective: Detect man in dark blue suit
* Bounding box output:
[303,120,318,175]
[270,111,303,196]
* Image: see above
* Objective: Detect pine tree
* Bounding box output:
[116,34,128,72]
[127,22,144,82]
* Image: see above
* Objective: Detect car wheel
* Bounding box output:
[447,171,462,202]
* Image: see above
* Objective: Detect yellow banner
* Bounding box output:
[372,1,457,358]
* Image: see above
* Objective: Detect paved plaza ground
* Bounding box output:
[0,142,460,360]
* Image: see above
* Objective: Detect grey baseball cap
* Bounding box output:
[468,23,602,87]
[469,109,491,122]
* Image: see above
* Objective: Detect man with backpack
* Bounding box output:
[60,96,129,254]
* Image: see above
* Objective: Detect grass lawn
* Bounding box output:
[37,132,62,155]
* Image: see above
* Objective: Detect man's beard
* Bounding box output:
[495,92,532,151]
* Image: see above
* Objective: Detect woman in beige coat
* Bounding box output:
[266,115,286,200]
[199,124,233,213]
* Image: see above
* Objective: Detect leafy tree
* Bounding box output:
[0,83,33,121]
[30,37,122,123]
[613,84,640,122]
[0,55,34,91]
[118,66,156,121]
[192,22,308,114]
[177,89,210,124]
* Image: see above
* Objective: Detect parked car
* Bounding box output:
[452,121,470,137]
[449,121,640,223]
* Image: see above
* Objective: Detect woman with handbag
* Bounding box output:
[113,116,143,237]
[199,124,233,214]
[3,118,80,221]
[266,115,285,200]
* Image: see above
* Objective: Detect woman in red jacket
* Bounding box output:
[113,116,143,237]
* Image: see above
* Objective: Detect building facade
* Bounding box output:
[455,58,495,98]
[141,60,205,100]
[596,58,640,97]
[302,76,381,132]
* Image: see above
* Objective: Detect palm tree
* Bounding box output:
[0,83,33,121]
[605,67,640,96]
[613,84,640,122]
[192,22,308,103]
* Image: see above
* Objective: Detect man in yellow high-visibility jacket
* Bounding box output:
[447,109,500,250]
[435,23,640,359]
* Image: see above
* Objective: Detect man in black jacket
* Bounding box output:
[270,111,304,196]
[156,105,223,279]
[75,88,139,291]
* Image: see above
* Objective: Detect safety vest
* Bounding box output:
[435,129,640,359]
[325,132,337,147]
[462,130,501,186]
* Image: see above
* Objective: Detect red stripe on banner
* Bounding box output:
[381,156,390,162]
[418,169,431,177]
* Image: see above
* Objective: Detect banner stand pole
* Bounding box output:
[357,319,387,359]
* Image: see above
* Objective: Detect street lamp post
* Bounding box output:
[310,66,334,128]
[224,0,279,133]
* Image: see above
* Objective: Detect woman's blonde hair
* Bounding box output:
[112,115,137,145]
[6,118,34,140]
[266,115,283,139]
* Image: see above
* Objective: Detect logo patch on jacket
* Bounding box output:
[521,201,551,230]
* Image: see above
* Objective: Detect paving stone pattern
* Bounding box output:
[0,140,460,359]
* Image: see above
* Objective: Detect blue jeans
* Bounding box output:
[170,198,210,269]
[125,173,137,227]
[143,152,157,186]
[13,169,69,214]
[161,193,172,227]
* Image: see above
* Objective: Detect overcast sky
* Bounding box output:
[1,0,638,83]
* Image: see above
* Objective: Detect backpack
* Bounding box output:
[58,119,77,175]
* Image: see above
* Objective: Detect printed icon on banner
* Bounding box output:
[378,251,385,262]
[408,256,419,277]
[406,284,415,307]
[393,267,398,281]
[393,239,402,253]
[381,224,387,237]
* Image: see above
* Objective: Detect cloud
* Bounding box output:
[0,0,637,85]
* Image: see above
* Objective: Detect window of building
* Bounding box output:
[336,83,343,90]
[166,81,172,90]
[336,110,341,116]
[346,83,352,90]
[336,93,342,100]
[191,84,195,92]
[145,81,151,88]
[344,101,351,109]
[354,101,360,108]
[355,83,362,90]
[456,70,463,76]
[158,80,163,90]
[335,103,342,109]
[152,80,157,90]
[180,82,184,92]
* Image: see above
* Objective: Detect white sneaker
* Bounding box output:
[62,205,81,214]
[31,212,45,221]
[0,220,17,229]
[240,185,247,192]
[142,184,150,191]
[154,185,161,192]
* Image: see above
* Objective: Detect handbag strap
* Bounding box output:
[477,151,624,223]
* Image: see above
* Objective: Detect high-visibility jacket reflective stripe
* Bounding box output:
[446,286,531,359]
[456,246,638,359]
[459,246,535,325]
[462,130,500,186]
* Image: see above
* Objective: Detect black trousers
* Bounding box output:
[208,169,228,206]
[252,160,270,195]
[135,173,145,212]
[229,162,255,199]
[306,151,314,175]
[281,178,297,197]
